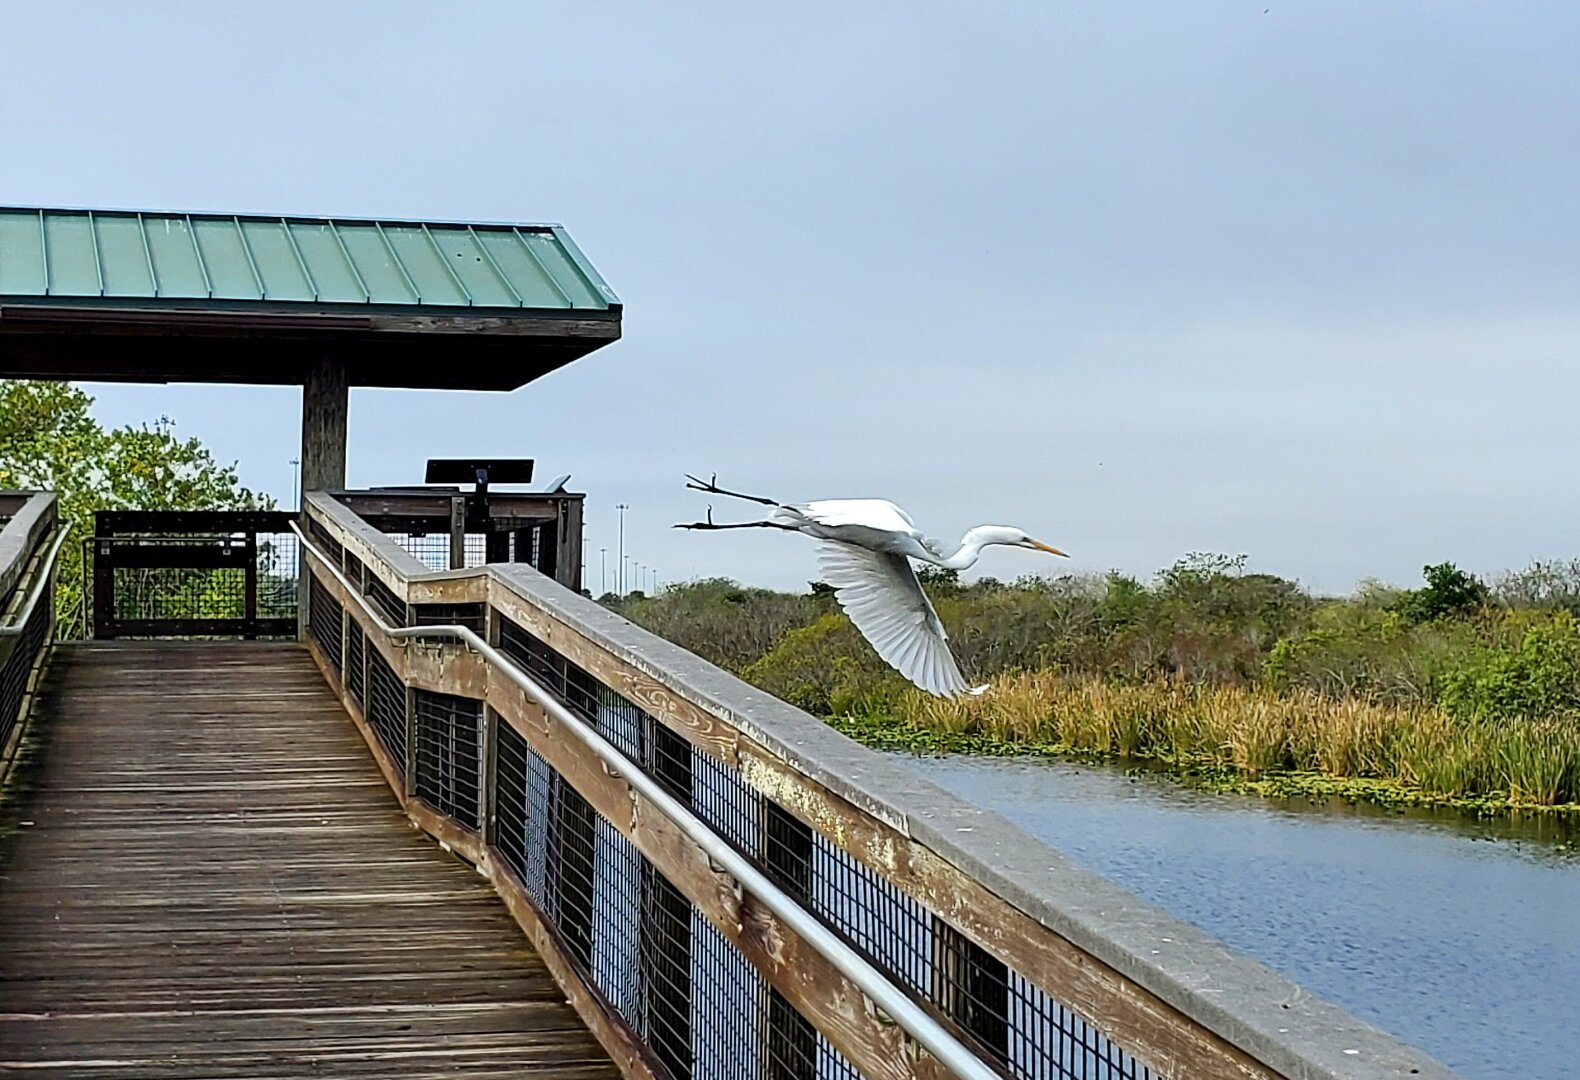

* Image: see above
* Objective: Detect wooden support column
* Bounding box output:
[556,498,584,592]
[301,355,349,495]
[298,354,348,638]
[449,497,467,570]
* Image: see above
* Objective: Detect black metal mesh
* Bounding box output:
[366,573,406,627]
[492,617,859,1080]
[413,690,482,826]
[345,624,365,706]
[493,614,1158,1080]
[394,532,488,570]
[307,517,346,570]
[548,776,597,971]
[105,531,297,631]
[308,577,342,677]
[1006,971,1153,1080]
[366,644,407,776]
[490,718,553,906]
[0,572,50,754]
[306,558,1159,1080]
[498,617,603,723]
[255,532,299,620]
[412,603,486,633]
[592,815,646,1026]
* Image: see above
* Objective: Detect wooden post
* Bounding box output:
[536,520,559,582]
[556,498,583,592]
[449,497,467,571]
[242,531,258,640]
[301,355,349,495]
[299,355,348,639]
[92,537,115,641]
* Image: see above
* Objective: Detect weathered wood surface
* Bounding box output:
[0,642,617,1078]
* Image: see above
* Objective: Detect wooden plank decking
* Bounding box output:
[0,642,618,1078]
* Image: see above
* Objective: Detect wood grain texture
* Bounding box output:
[0,642,617,1078]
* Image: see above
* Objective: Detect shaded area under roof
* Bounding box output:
[0,207,621,390]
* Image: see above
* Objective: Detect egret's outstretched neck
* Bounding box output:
[936,528,995,571]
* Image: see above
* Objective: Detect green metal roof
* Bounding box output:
[0,206,621,390]
[0,207,619,312]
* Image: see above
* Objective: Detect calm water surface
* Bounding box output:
[899,755,1579,1080]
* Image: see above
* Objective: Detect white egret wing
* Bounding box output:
[800,499,917,534]
[816,541,970,697]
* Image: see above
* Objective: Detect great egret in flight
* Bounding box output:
[677,475,1068,697]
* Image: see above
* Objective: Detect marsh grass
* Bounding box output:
[897,673,1580,806]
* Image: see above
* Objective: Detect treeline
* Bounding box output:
[606,556,1580,807]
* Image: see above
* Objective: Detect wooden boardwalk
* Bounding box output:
[0,642,617,1078]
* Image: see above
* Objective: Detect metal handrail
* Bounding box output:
[293,521,998,1080]
[0,525,70,638]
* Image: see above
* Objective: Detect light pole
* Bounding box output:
[289,458,300,509]
[622,554,630,595]
[599,547,607,595]
[615,503,629,593]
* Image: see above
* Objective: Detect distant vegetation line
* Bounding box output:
[605,555,1580,811]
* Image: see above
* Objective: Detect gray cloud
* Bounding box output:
[5,2,1577,593]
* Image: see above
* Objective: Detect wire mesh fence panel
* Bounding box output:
[412,603,486,633]
[112,565,245,621]
[365,573,406,627]
[689,907,765,1080]
[308,577,343,677]
[345,625,365,707]
[592,816,646,1027]
[689,738,762,857]
[1005,972,1156,1080]
[491,612,1165,1080]
[307,518,347,570]
[413,690,482,826]
[491,719,553,908]
[256,531,299,620]
[0,574,49,753]
[366,645,407,777]
[92,516,299,638]
[547,775,598,972]
[392,533,488,571]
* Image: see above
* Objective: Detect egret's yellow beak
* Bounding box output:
[1027,539,1069,557]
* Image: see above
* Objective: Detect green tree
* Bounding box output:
[1393,562,1488,624]
[0,381,270,637]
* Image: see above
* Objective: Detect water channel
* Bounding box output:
[899,755,1579,1080]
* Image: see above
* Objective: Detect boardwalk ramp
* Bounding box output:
[0,641,616,1078]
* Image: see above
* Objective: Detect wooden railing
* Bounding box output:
[89,510,299,639]
[0,492,65,786]
[299,491,1456,1080]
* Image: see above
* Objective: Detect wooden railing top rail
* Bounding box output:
[0,492,58,612]
[0,491,63,788]
[303,492,1456,1080]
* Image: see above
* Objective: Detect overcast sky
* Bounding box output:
[3,3,1577,594]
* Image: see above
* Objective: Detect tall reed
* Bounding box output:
[896,672,1578,806]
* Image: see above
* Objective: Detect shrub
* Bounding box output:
[1437,611,1580,722]
[1392,562,1488,624]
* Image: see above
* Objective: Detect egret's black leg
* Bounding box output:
[683,473,782,507]
[674,506,795,531]
[675,520,796,531]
